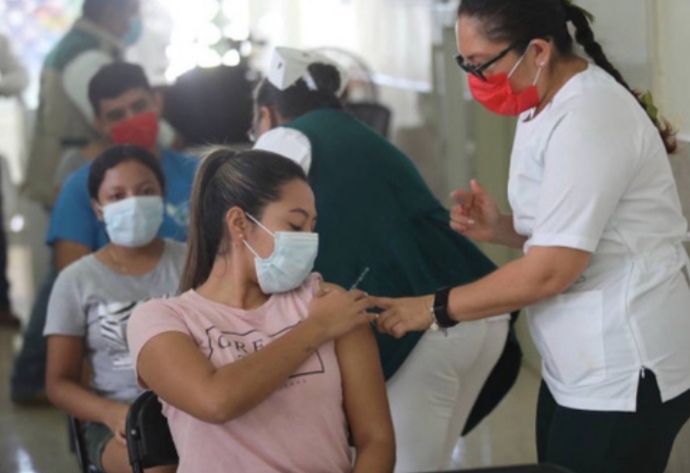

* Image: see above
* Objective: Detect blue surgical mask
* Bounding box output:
[123,17,143,46]
[102,196,164,247]
[243,213,319,294]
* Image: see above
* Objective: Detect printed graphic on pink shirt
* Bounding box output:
[205,322,326,380]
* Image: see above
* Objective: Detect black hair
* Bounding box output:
[458,0,676,153]
[179,147,308,292]
[255,62,344,122]
[88,62,152,116]
[88,144,166,201]
[82,0,132,21]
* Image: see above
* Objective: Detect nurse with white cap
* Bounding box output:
[251,47,348,172]
[252,46,520,472]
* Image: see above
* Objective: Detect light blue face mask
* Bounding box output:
[102,196,164,247]
[243,213,319,294]
[123,17,143,46]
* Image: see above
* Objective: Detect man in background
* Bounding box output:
[22,0,145,207]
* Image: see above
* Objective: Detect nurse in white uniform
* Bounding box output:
[373,1,690,473]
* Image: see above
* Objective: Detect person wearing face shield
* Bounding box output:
[371,1,690,473]
[127,148,395,473]
[252,47,519,472]
[44,144,183,473]
[10,62,197,404]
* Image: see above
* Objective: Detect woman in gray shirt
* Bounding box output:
[44,145,184,473]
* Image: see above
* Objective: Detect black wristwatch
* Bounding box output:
[429,287,457,330]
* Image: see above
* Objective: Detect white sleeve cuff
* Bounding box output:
[526,233,598,253]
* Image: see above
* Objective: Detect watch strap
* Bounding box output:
[433,286,457,328]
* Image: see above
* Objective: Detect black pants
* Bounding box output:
[537,371,690,473]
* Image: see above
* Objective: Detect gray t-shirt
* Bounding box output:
[44,239,186,403]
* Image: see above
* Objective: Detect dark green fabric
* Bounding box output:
[286,109,498,374]
[43,28,100,71]
[284,109,522,433]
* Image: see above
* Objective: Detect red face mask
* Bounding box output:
[109,111,159,149]
[468,53,542,116]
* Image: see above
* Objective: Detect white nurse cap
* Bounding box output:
[266,47,348,95]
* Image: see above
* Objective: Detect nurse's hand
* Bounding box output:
[371,294,435,338]
[308,282,376,341]
[450,179,502,243]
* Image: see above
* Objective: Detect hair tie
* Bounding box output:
[638,91,663,129]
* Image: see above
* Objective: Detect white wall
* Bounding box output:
[249,0,435,131]
[653,0,690,137]
[576,0,654,90]
[573,0,690,137]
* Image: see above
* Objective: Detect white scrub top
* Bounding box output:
[509,63,690,412]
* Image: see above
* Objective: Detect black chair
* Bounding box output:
[125,391,178,473]
[68,416,98,473]
[346,101,392,138]
[421,465,573,473]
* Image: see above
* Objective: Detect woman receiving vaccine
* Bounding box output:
[127,149,395,473]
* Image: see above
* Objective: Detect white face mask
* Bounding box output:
[243,213,319,294]
[102,196,164,248]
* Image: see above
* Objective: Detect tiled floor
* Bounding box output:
[1,245,79,473]
[1,243,688,473]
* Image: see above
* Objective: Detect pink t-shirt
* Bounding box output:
[127,274,352,473]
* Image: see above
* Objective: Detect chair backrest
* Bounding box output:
[346,101,392,138]
[423,465,573,473]
[126,391,179,473]
[68,416,98,473]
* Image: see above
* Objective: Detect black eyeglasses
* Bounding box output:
[455,42,521,81]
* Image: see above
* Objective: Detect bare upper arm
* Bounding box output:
[523,245,592,297]
[136,331,219,420]
[335,325,394,448]
[46,335,86,387]
[54,240,92,272]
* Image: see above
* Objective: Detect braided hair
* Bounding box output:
[458,0,676,153]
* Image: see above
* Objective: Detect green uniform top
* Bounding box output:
[285,108,502,376]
